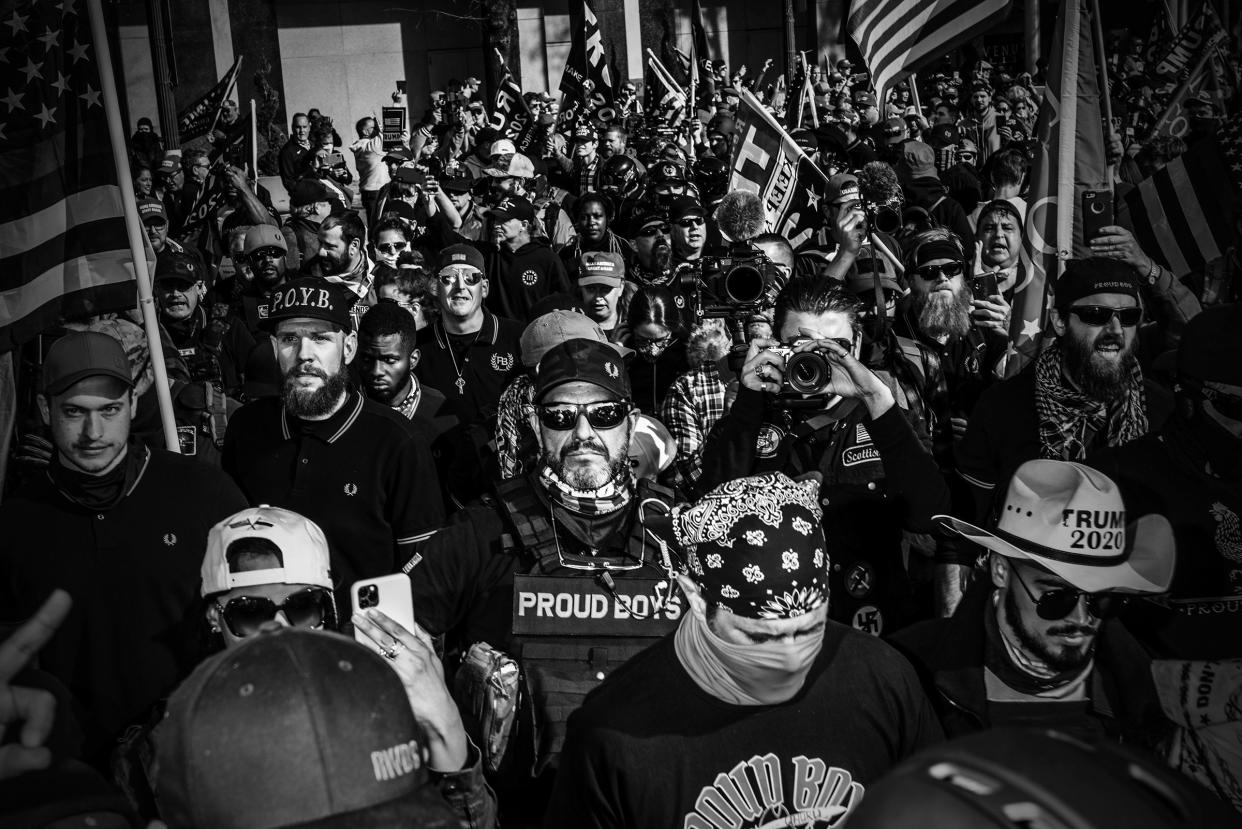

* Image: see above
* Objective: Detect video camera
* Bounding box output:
[863,200,902,235]
[677,244,786,321]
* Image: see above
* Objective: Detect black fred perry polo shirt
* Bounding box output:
[223,388,445,591]
[415,310,524,427]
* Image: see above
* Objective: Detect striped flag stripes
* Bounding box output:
[1125,116,1242,277]
[846,0,1012,97]
[0,0,138,352]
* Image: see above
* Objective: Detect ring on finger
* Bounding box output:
[381,645,397,659]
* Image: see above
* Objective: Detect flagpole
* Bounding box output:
[250,98,258,183]
[1086,0,1113,138]
[909,72,922,117]
[87,0,180,452]
[646,49,688,98]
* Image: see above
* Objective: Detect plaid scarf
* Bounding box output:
[538,465,632,517]
[1034,339,1147,461]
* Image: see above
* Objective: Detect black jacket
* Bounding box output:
[905,176,976,253]
[891,580,1171,749]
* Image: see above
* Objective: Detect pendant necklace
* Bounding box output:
[445,323,483,395]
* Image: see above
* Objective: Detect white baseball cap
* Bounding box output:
[201,506,333,596]
[489,138,517,158]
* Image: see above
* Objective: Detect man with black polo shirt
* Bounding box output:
[222,278,445,594]
[478,195,572,322]
[0,332,247,763]
[416,244,523,429]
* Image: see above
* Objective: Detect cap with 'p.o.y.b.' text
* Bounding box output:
[261,277,355,332]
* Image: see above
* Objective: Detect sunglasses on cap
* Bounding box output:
[376,241,409,255]
[1067,305,1142,327]
[438,269,483,286]
[914,261,965,281]
[213,587,335,638]
[637,222,670,237]
[1012,567,1128,621]
[534,400,631,431]
[676,216,705,228]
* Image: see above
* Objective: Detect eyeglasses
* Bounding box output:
[1199,385,1242,420]
[676,217,705,228]
[1067,305,1142,327]
[249,247,284,262]
[437,269,483,287]
[377,242,409,255]
[144,220,168,230]
[214,588,335,638]
[637,223,670,237]
[913,261,965,281]
[1011,567,1128,621]
[534,400,631,431]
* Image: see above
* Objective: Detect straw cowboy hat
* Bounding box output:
[936,460,1175,594]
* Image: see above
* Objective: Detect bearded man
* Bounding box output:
[222,277,445,599]
[405,337,682,824]
[957,258,1154,523]
[894,459,1174,750]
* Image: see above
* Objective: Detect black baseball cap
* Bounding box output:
[43,331,133,396]
[535,338,631,401]
[1055,258,1140,309]
[262,277,355,332]
[154,252,203,284]
[484,194,535,223]
[669,196,706,223]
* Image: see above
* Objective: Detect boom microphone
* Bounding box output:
[856,161,902,208]
[714,190,766,243]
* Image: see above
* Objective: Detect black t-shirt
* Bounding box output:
[415,312,523,428]
[222,390,445,591]
[545,623,943,827]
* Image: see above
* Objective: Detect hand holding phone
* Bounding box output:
[1081,189,1114,243]
[350,574,416,658]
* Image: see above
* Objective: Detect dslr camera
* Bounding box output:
[678,244,786,320]
[863,200,901,235]
[764,337,853,407]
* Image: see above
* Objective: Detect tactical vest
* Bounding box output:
[487,476,681,777]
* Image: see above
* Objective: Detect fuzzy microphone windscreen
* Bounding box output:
[714,190,767,243]
[857,161,903,207]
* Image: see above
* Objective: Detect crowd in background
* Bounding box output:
[2,10,1242,828]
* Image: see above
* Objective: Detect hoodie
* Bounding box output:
[904,176,976,253]
[480,239,571,322]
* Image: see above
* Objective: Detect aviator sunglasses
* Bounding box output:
[214,588,335,637]
[1012,567,1128,621]
[534,400,631,431]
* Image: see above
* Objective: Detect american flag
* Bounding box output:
[1125,114,1242,278]
[846,0,1012,98]
[727,87,823,250]
[1006,0,1108,376]
[0,0,137,351]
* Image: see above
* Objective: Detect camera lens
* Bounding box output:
[785,352,832,394]
[359,585,378,609]
[722,264,765,304]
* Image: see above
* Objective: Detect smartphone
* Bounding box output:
[351,574,416,656]
[324,152,344,167]
[970,271,999,299]
[1081,189,1114,242]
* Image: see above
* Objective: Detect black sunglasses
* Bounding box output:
[914,261,965,281]
[676,217,705,228]
[214,588,334,637]
[637,223,670,237]
[1067,305,1142,327]
[535,400,631,431]
[249,247,284,262]
[1012,567,1128,621]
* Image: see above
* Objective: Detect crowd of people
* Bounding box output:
[2,17,1242,829]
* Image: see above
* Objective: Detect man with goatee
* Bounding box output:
[223,278,444,597]
[956,258,1155,526]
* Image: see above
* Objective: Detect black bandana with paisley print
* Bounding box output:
[672,473,830,619]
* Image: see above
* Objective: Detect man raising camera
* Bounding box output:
[698,276,950,635]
